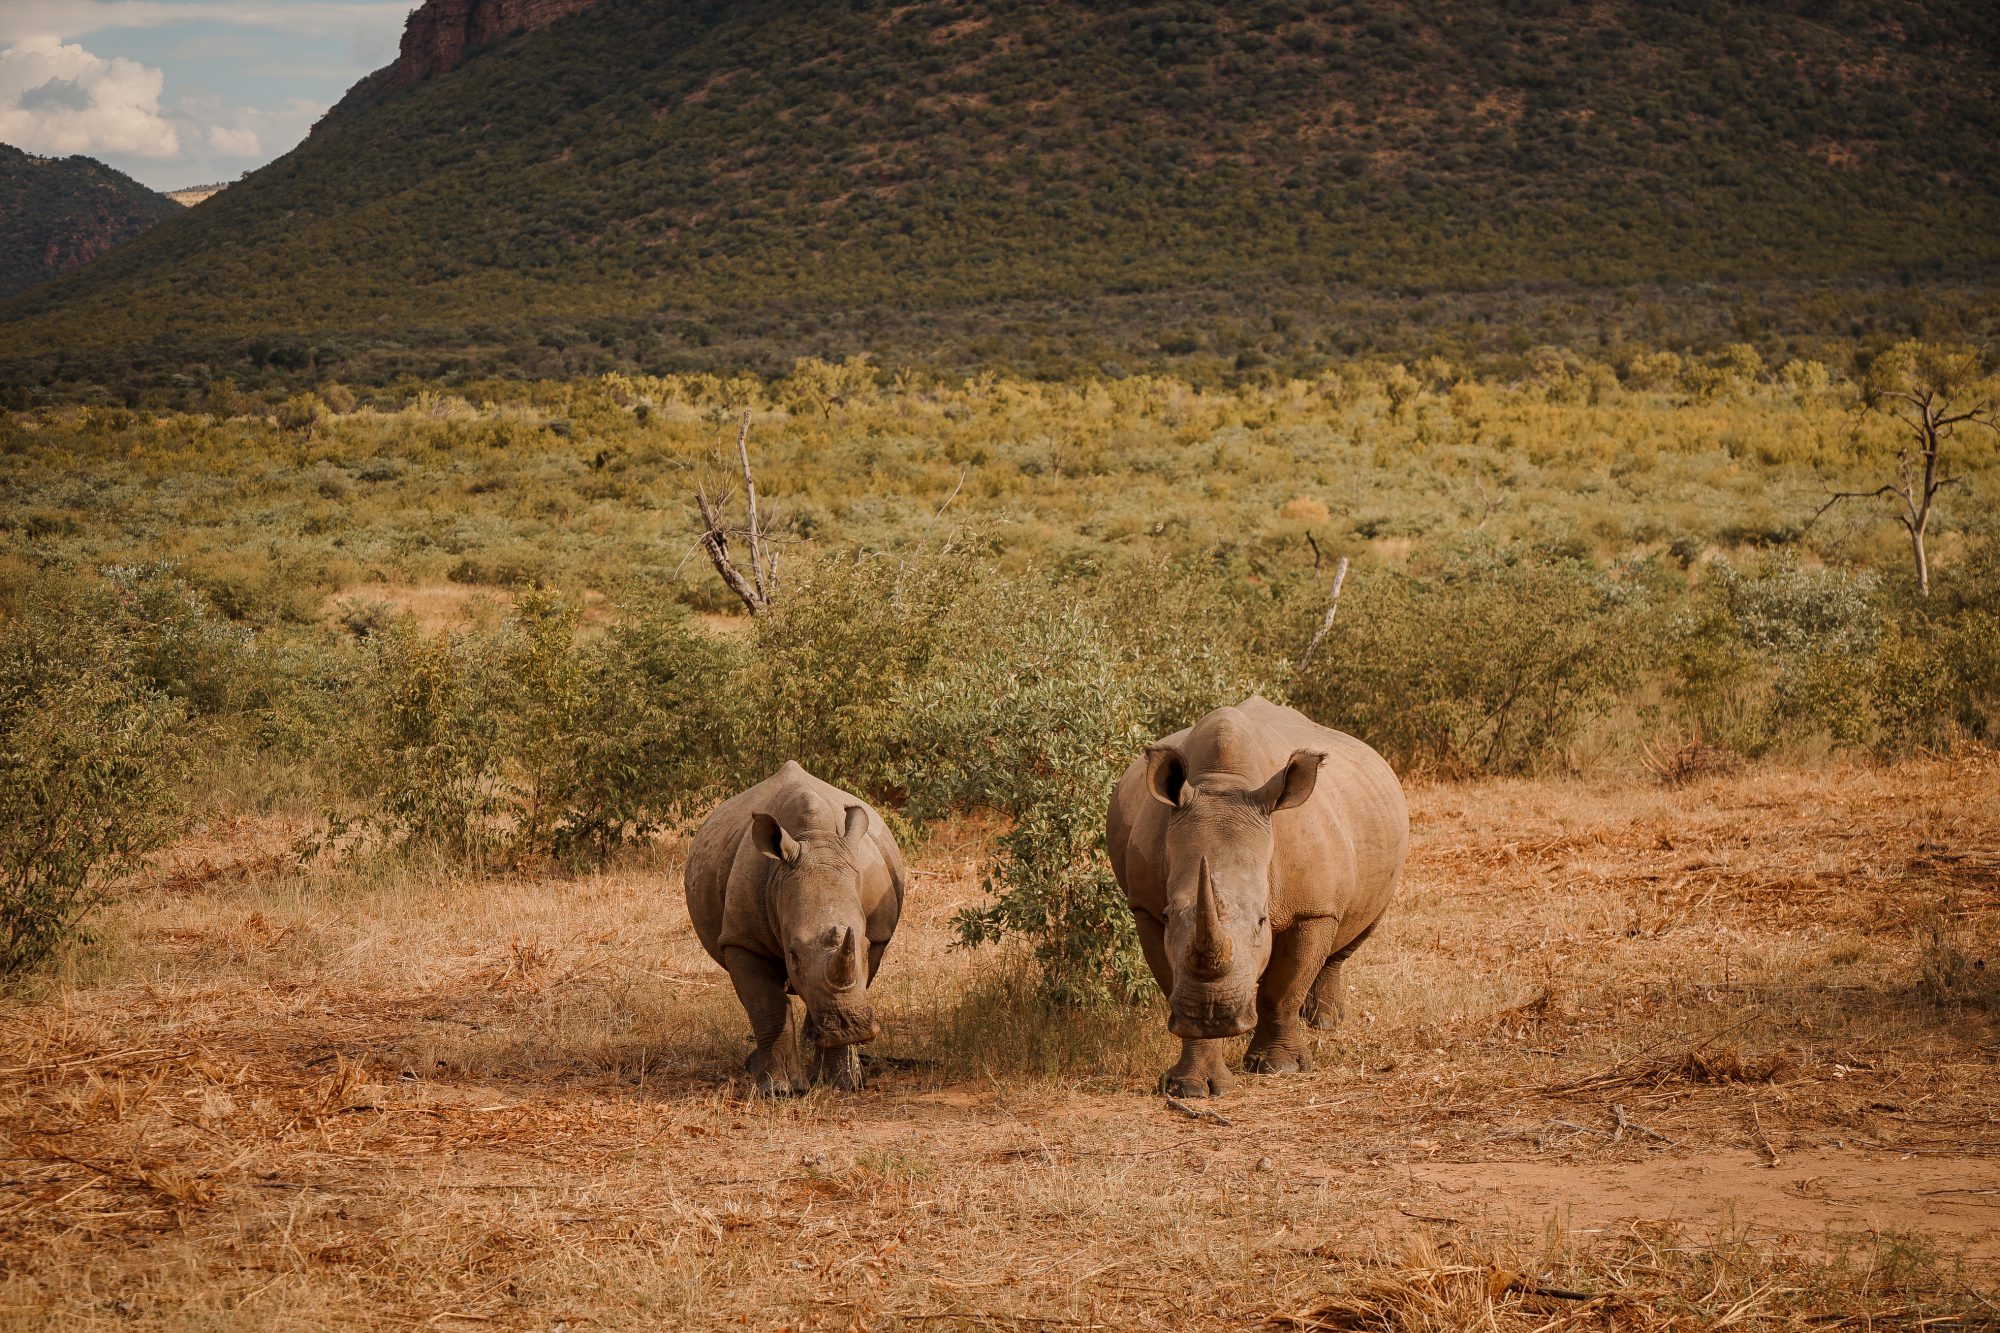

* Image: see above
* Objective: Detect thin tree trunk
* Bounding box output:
[1297,556,1349,674]
[735,409,768,603]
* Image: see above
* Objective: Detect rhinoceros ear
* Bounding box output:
[750,811,803,865]
[841,803,870,849]
[1145,745,1192,808]
[1254,749,1324,815]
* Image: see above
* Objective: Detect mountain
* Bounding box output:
[4,0,1998,390]
[0,145,183,300]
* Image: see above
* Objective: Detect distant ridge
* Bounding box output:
[0,144,183,300]
[165,183,230,207]
[3,0,1997,389]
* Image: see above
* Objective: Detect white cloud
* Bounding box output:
[0,36,178,157]
[0,3,419,47]
[207,122,257,155]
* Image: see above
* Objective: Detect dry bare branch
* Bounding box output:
[1296,555,1349,674]
[691,409,779,615]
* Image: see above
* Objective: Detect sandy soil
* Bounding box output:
[3,757,1997,1328]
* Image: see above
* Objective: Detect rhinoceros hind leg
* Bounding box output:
[1162,1038,1237,1098]
[1301,958,1344,1031]
[1303,918,1378,1030]
[1243,1040,1313,1075]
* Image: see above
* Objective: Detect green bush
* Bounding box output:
[343,591,739,865]
[1666,559,1881,753]
[348,619,504,859]
[926,605,1156,1004]
[1289,542,1651,776]
[890,569,1260,1004]
[732,549,985,806]
[101,563,257,716]
[0,586,187,974]
[499,589,739,865]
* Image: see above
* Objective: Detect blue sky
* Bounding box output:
[0,1,421,191]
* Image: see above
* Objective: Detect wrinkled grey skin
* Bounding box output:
[685,762,906,1094]
[1107,696,1408,1098]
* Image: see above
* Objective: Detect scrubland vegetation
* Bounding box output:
[2,345,1997,1327]
[3,344,1997,981]
[5,0,1996,385]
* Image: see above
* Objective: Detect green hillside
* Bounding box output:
[0,145,182,300]
[5,0,1999,390]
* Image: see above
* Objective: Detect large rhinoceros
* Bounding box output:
[685,761,906,1093]
[1107,695,1407,1098]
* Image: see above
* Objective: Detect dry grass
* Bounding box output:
[3,759,1998,1329]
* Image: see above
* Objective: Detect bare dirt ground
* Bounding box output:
[4,757,1998,1329]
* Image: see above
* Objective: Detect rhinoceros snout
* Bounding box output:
[808,1006,880,1048]
[1169,995,1255,1040]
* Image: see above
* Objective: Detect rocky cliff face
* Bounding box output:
[388,0,603,88]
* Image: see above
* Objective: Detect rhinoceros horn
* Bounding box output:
[828,925,859,990]
[1189,858,1230,978]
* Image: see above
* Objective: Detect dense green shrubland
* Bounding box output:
[2,352,1995,985]
[5,0,1997,389]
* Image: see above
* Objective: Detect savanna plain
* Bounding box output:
[3,351,1999,1329]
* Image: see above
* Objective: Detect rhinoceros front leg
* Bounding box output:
[809,1042,864,1092]
[1133,905,1239,1098]
[1163,1038,1238,1098]
[1246,916,1336,1075]
[722,946,801,1096]
[801,1007,867,1092]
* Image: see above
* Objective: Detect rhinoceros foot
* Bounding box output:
[1243,1041,1313,1075]
[811,1044,865,1091]
[744,1048,804,1097]
[1161,1040,1238,1098]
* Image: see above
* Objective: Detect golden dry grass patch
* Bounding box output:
[3,760,1998,1329]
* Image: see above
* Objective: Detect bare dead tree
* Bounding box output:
[1296,555,1349,674]
[1803,342,1996,597]
[693,409,779,615]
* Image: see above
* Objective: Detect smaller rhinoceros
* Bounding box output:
[685,761,906,1093]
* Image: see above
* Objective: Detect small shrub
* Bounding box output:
[924,605,1155,1005]
[275,391,329,438]
[498,590,739,865]
[101,564,257,716]
[0,586,187,974]
[1666,558,1881,754]
[348,618,503,859]
[338,592,739,866]
[733,549,985,803]
[902,570,1259,1004]
[334,597,397,641]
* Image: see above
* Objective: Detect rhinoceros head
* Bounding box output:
[750,801,879,1048]
[1144,744,1325,1039]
